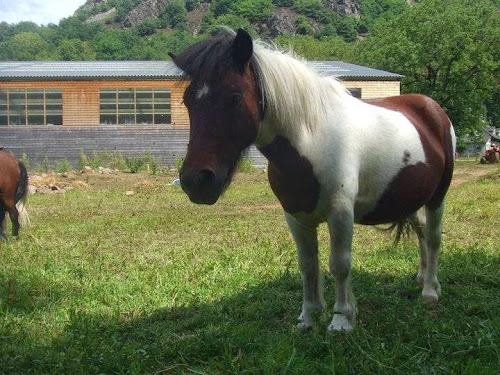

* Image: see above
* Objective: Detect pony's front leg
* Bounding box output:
[285,213,325,329]
[327,203,356,332]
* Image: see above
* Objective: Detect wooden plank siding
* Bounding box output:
[0,80,190,126]
[342,81,401,99]
[0,125,191,167]
[0,79,399,168]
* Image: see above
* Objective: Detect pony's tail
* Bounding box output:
[386,217,416,247]
[15,161,30,227]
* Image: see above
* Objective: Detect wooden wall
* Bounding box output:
[0,78,400,167]
[342,81,401,99]
[0,80,190,126]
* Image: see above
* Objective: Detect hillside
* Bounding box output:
[74,0,412,41]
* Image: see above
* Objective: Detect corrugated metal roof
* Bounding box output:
[0,61,184,80]
[0,60,403,81]
[309,61,403,80]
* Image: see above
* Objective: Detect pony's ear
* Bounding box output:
[231,29,253,72]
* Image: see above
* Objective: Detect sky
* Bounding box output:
[0,0,87,26]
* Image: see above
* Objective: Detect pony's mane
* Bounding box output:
[173,28,351,133]
[252,41,350,133]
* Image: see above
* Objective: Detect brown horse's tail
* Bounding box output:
[15,161,30,227]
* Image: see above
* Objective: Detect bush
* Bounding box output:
[55,158,72,173]
[125,156,145,173]
[88,151,101,169]
[237,157,258,172]
[234,0,275,23]
[21,153,30,170]
[175,157,184,171]
[141,151,163,175]
[78,149,89,170]
[40,157,50,173]
[185,0,200,11]
[110,152,127,171]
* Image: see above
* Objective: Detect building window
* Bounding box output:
[348,88,362,98]
[0,89,62,126]
[99,88,171,125]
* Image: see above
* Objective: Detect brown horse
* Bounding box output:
[0,150,29,239]
[171,29,456,331]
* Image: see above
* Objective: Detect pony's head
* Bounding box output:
[170,29,261,205]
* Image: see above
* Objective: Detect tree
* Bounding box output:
[160,0,188,29]
[3,32,53,60]
[356,0,500,135]
[57,39,96,60]
[276,34,354,61]
[234,0,275,23]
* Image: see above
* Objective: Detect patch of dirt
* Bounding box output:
[451,166,496,187]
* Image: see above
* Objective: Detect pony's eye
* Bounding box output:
[231,94,242,106]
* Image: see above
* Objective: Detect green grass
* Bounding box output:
[1,161,499,374]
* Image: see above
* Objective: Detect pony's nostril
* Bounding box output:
[198,169,216,187]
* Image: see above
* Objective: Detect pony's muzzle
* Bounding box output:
[180,168,223,205]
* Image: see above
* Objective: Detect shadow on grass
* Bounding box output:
[2,250,500,374]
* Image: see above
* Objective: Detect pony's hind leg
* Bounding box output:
[327,203,356,332]
[0,205,6,240]
[285,213,325,329]
[410,208,427,286]
[4,199,20,237]
[421,203,444,303]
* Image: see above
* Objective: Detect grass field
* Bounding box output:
[1,160,499,374]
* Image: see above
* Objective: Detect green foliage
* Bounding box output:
[41,156,50,173]
[149,30,203,59]
[276,34,354,60]
[55,158,72,173]
[88,151,102,169]
[237,157,258,172]
[336,16,358,42]
[2,32,52,60]
[20,153,30,170]
[358,0,408,32]
[212,0,236,17]
[77,149,89,170]
[233,0,275,23]
[295,15,313,35]
[175,157,184,171]
[272,0,294,6]
[160,0,188,29]
[110,152,127,171]
[141,151,163,175]
[186,0,200,11]
[210,14,255,36]
[125,156,146,173]
[135,18,159,37]
[355,0,500,135]
[57,39,96,60]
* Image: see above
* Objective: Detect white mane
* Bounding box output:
[252,41,351,134]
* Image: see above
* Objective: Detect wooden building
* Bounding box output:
[0,61,402,166]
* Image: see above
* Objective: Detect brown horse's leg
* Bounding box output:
[4,199,20,237]
[0,205,6,240]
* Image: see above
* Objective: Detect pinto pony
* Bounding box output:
[0,150,29,239]
[171,29,456,331]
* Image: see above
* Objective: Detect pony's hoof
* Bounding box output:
[296,321,312,330]
[422,289,439,304]
[327,315,353,332]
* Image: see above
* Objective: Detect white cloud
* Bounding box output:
[0,0,87,25]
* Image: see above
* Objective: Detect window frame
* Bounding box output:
[0,88,62,126]
[99,88,171,126]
